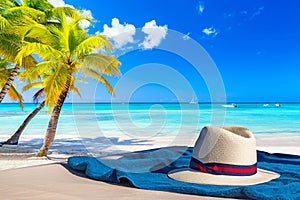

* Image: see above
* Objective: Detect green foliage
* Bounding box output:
[1,0,121,110]
[16,7,121,110]
[0,58,23,107]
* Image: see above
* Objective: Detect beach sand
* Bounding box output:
[0,164,227,200]
[0,133,299,199]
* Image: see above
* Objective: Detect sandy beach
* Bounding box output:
[1,133,298,200]
[1,133,299,170]
[0,133,299,199]
[0,0,299,198]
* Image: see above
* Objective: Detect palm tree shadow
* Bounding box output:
[0,136,152,156]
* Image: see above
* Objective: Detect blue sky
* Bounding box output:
[10,0,300,103]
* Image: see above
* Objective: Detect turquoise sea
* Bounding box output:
[0,103,300,140]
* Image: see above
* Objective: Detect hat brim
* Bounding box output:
[168,168,280,186]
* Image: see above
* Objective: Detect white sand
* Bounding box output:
[1,133,297,200]
[0,133,299,171]
[0,164,226,200]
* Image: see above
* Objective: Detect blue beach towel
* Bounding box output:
[68,147,300,199]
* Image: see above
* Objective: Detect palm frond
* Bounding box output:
[81,54,121,76]
[70,85,81,97]
[16,42,63,65]
[22,81,44,92]
[7,83,24,109]
[3,6,46,23]
[48,6,79,20]
[43,65,71,108]
[75,35,112,58]
[22,0,53,12]
[24,23,58,45]
[18,61,54,81]
[0,0,18,10]
[0,32,21,59]
[22,55,38,69]
[0,68,11,80]
[0,14,11,30]
[81,67,114,95]
[46,23,69,52]
[70,11,94,29]
[33,87,44,103]
[74,77,88,84]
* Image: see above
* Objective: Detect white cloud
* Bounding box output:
[101,18,136,49]
[141,20,168,49]
[79,9,93,29]
[48,0,73,7]
[197,1,205,14]
[183,32,191,40]
[202,27,218,37]
[48,0,92,29]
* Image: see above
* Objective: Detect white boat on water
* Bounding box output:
[263,104,269,107]
[190,97,197,104]
[222,103,237,108]
[275,103,281,107]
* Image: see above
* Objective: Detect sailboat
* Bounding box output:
[190,96,197,104]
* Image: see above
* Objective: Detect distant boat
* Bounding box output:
[222,103,237,108]
[190,97,197,104]
[263,104,269,107]
[275,103,281,107]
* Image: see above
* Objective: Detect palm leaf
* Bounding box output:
[22,55,38,69]
[70,85,81,97]
[43,65,70,108]
[81,67,114,95]
[19,61,53,81]
[81,54,121,76]
[22,0,53,12]
[22,81,44,92]
[3,6,46,23]
[0,58,14,82]
[74,77,88,84]
[48,7,79,20]
[75,35,112,58]
[7,83,24,109]
[0,32,21,59]
[0,14,10,30]
[33,87,45,103]
[15,42,63,65]
[24,23,58,45]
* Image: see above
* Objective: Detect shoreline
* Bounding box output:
[1,133,300,171]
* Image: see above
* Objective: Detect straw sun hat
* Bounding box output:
[168,126,280,186]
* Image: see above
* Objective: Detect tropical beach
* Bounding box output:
[1,0,300,199]
[1,103,300,170]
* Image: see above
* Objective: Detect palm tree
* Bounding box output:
[0,0,48,102]
[0,1,94,149]
[0,0,76,102]
[0,58,23,108]
[16,9,121,156]
[0,89,45,146]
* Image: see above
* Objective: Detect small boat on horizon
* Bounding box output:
[189,97,197,104]
[263,104,269,107]
[222,103,237,108]
[275,103,281,107]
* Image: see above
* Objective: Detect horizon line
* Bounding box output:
[1,102,299,104]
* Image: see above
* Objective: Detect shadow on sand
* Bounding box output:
[0,136,153,157]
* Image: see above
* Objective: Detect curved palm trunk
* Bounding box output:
[0,65,20,103]
[0,101,45,146]
[37,79,71,157]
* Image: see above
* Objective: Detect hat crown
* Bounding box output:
[192,126,257,166]
[168,126,280,185]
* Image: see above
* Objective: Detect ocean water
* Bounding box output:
[0,103,300,140]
